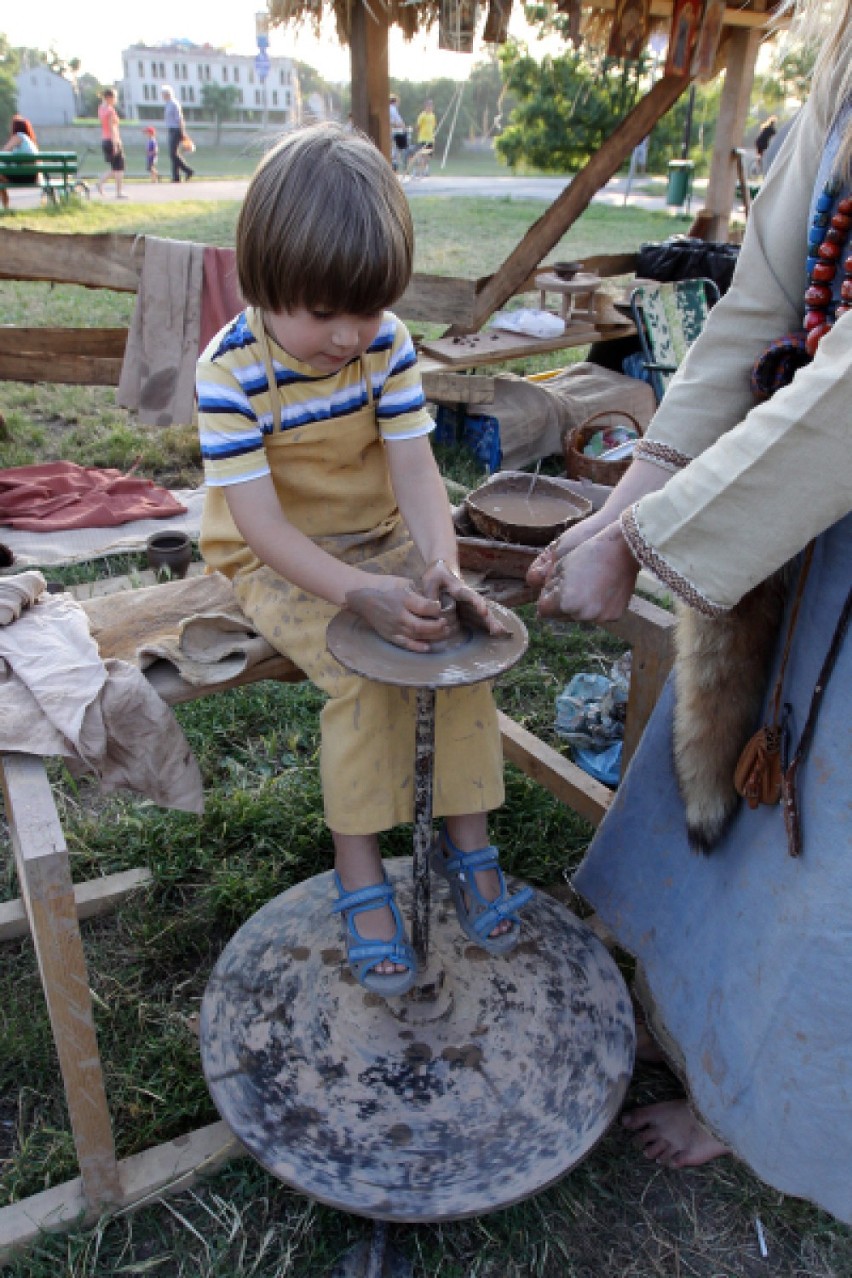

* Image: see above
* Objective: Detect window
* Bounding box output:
[255,89,261,105]
[142,84,149,102]
[151,61,158,77]
[279,69,285,86]
[174,63,180,80]
[272,90,278,105]
[284,89,291,108]
[233,67,240,83]
[249,70,254,84]
[138,61,144,76]
[197,64,204,80]
[188,86,195,103]
[182,64,187,80]
[180,85,186,102]
[222,65,228,81]
[237,90,243,104]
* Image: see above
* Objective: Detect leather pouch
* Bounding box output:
[734,726,783,808]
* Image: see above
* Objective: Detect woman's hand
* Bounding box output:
[537,522,640,623]
[344,575,447,652]
[527,510,610,589]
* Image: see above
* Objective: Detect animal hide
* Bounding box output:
[672,571,788,852]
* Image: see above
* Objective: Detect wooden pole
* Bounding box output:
[466,73,691,331]
[701,25,762,241]
[349,0,390,159]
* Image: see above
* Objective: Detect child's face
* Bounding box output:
[265,306,384,373]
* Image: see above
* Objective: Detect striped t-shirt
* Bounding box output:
[197,308,434,488]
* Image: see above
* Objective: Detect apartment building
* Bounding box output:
[120,40,300,125]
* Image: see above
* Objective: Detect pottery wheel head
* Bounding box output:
[326,602,528,689]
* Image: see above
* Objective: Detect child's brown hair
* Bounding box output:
[236,122,414,317]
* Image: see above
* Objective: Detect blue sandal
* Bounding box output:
[331,872,418,997]
[430,829,534,954]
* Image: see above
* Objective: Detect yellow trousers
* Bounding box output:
[233,521,504,835]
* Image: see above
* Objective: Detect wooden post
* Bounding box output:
[466,73,690,332]
[701,25,762,241]
[350,0,390,159]
[1,754,121,1208]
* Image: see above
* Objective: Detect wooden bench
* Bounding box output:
[0,568,673,1261]
[0,151,88,205]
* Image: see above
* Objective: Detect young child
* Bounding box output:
[196,123,531,998]
[143,126,159,182]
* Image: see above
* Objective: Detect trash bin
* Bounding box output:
[666,159,694,207]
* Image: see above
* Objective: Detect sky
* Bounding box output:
[2,0,552,85]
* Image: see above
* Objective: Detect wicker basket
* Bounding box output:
[562,410,644,486]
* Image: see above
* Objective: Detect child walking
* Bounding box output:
[143,126,159,181]
[196,123,531,998]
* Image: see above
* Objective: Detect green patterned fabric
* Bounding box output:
[631,279,715,402]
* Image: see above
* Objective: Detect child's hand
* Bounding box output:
[420,559,510,637]
[344,575,447,652]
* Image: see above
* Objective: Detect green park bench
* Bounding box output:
[0,150,88,205]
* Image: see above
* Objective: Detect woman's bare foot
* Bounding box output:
[634,1018,667,1064]
[622,1101,730,1167]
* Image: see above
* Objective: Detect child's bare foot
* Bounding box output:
[622,1101,730,1167]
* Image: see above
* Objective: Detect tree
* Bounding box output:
[495,41,649,172]
[201,82,240,143]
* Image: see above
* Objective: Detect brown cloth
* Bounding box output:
[117,236,205,427]
[0,576,203,812]
[0,461,187,532]
[117,237,244,427]
[83,571,282,687]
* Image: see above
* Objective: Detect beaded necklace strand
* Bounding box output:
[804,178,852,356]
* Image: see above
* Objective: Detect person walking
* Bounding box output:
[161,85,194,183]
[96,88,127,199]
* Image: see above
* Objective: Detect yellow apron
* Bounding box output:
[200,312,503,835]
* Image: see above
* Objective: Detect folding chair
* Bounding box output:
[629,277,720,403]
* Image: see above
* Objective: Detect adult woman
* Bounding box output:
[0,116,38,210]
[528,0,852,1224]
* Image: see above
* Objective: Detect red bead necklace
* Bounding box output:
[804,183,852,357]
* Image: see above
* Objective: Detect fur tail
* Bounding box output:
[672,573,787,853]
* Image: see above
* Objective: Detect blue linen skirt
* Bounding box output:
[573,512,852,1223]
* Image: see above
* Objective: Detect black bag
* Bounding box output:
[636,237,740,294]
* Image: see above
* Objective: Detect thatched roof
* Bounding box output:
[267,0,779,48]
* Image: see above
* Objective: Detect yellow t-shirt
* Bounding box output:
[416,110,436,145]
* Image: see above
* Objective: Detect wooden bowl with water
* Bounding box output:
[464,472,593,547]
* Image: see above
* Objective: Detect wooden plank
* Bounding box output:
[0,1120,241,1265]
[0,228,139,291]
[498,711,612,826]
[703,26,762,240]
[0,867,152,943]
[397,274,478,327]
[0,352,123,385]
[0,753,121,1208]
[0,328,127,357]
[421,322,599,366]
[589,0,776,25]
[467,74,691,332]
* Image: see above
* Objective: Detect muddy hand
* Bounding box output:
[345,578,447,652]
[420,558,509,637]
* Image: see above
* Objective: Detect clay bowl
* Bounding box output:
[146,530,193,579]
[552,260,585,280]
[464,472,593,547]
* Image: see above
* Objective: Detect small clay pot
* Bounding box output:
[146,530,193,579]
[430,593,468,653]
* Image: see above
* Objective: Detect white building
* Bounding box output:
[15,65,77,126]
[120,40,300,126]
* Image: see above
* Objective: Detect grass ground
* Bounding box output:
[1,198,850,1275]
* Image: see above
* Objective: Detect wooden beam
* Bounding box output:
[467,74,691,331]
[0,228,139,291]
[0,1120,241,1265]
[0,328,127,356]
[589,0,779,27]
[498,712,612,826]
[0,867,152,943]
[396,273,478,327]
[0,353,124,386]
[1,753,122,1209]
[702,25,763,240]
[350,1,390,158]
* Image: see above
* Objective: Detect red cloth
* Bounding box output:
[200,247,244,352]
[0,462,187,532]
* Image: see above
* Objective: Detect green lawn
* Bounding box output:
[1,199,849,1276]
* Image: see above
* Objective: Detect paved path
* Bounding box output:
[9,172,706,214]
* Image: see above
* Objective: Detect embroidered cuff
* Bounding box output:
[620,504,727,617]
[633,439,693,472]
